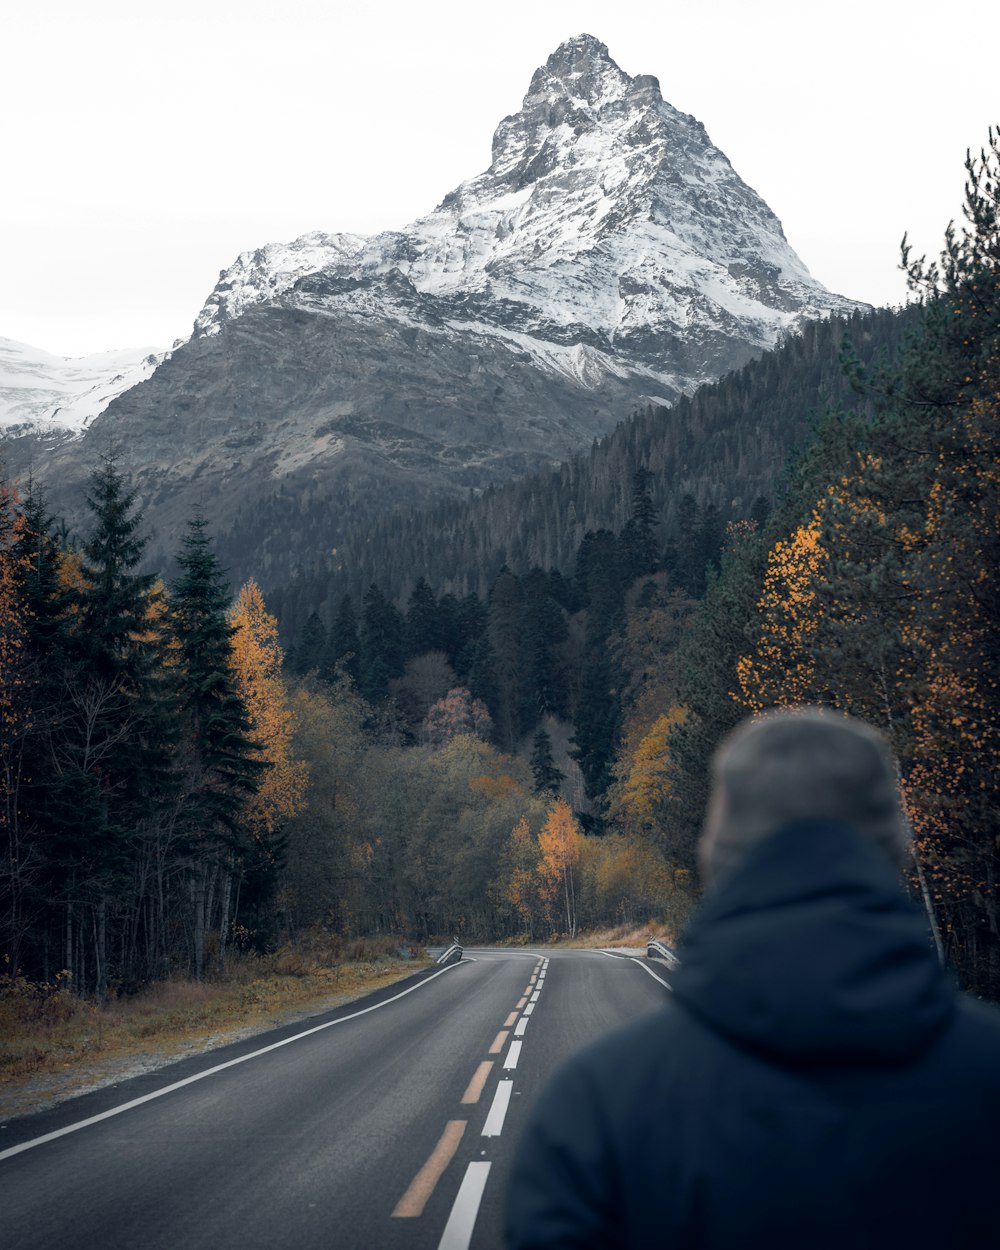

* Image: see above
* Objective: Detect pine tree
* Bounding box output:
[405,577,439,657]
[571,530,625,804]
[487,569,531,752]
[290,610,327,676]
[328,594,361,684]
[530,728,564,795]
[621,467,659,579]
[170,516,264,977]
[55,454,171,992]
[665,521,768,874]
[360,584,405,702]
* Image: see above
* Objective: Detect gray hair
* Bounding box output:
[699,707,909,887]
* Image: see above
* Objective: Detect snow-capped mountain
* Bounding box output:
[2,34,865,588]
[193,33,858,392]
[0,338,164,436]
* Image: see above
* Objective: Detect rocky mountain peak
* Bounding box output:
[192,35,862,355]
[2,34,870,594]
[528,33,626,105]
[490,34,654,186]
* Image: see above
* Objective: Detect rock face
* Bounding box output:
[3,34,864,584]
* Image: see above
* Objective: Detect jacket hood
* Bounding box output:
[672,822,954,1065]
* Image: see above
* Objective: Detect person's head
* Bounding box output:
[699,706,909,888]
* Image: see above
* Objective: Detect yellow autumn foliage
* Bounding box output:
[229,580,307,836]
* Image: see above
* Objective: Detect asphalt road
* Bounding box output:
[1,948,672,1250]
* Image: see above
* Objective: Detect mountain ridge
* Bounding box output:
[2,34,866,586]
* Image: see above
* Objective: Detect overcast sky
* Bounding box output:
[3,0,997,357]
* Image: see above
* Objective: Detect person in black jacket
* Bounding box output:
[505,707,1000,1249]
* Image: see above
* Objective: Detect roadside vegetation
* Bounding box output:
[0,934,426,1111]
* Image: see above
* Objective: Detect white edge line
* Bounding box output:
[629,956,673,991]
[0,961,467,1163]
[595,949,627,959]
[438,1161,491,1250]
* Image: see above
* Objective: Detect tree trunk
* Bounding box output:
[217,857,234,974]
[192,863,206,981]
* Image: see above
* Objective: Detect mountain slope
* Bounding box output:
[268,304,915,634]
[2,34,865,583]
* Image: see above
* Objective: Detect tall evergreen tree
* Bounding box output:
[171,516,264,978]
[328,594,361,684]
[530,727,565,796]
[405,577,440,657]
[621,467,659,579]
[57,454,171,992]
[487,569,532,752]
[171,517,263,836]
[360,584,405,702]
[290,610,327,675]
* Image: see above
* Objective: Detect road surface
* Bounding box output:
[1,947,672,1250]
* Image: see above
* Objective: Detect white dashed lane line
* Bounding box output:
[436,955,554,1248]
[437,1161,491,1250]
[481,1080,513,1137]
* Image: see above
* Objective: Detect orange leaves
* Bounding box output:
[613,706,685,835]
[737,518,827,711]
[228,580,307,836]
[537,799,582,883]
[469,773,521,802]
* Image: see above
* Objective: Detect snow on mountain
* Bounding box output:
[0,338,165,436]
[2,35,870,592]
[193,33,863,399]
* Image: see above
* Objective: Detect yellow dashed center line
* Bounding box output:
[516,996,528,1009]
[461,1061,494,1105]
[392,1120,467,1218]
[489,1030,509,1054]
[504,1011,518,1027]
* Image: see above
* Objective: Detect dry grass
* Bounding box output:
[0,935,429,1118]
[549,921,677,950]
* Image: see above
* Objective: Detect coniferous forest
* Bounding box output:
[2,132,998,999]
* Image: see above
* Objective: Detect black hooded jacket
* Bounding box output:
[505,824,1000,1249]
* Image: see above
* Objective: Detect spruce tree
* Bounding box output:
[405,577,440,657]
[328,594,361,684]
[530,728,565,795]
[291,610,327,675]
[58,454,171,992]
[171,516,264,979]
[360,584,405,702]
[621,467,659,579]
[171,516,263,838]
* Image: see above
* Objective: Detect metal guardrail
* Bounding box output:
[436,943,463,966]
[647,939,680,969]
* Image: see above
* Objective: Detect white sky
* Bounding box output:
[2,0,997,358]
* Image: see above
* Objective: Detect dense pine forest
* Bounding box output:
[268,300,918,626]
[1,132,997,1000]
